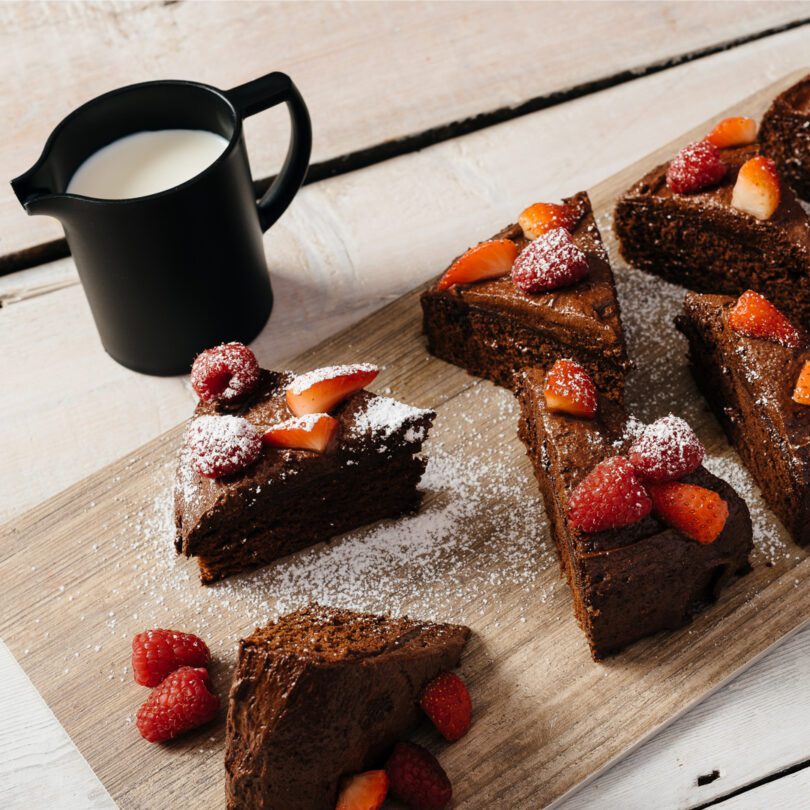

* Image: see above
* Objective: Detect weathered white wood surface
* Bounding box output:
[1,1,808,264]
[714,766,810,809]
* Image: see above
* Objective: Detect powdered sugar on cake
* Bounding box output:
[350,395,433,442]
[288,363,378,395]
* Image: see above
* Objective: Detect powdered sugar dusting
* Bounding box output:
[511,227,589,293]
[187,415,262,478]
[288,363,378,395]
[350,395,433,442]
[269,413,327,432]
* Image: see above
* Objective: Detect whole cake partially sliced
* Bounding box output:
[421,192,630,399]
[614,136,810,326]
[760,73,810,201]
[175,348,435,583]
[677,289,810,546]
[517,364,753,659]
[225,605,470,810]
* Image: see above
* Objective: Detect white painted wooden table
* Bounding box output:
[2,3,810,808]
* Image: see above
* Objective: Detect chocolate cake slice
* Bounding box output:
[614,143,810,326]
[760,73,810,201]
[175,369,435,583]
[421,192,630,399]
[517,367,753,659]
[677,291,810,545]
[225,605,470,810]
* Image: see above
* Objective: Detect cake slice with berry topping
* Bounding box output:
[420,192,630,399]
[614,126,810,326]
[516,364,752,659]
[677,290,810,546]
[175,346,435,583]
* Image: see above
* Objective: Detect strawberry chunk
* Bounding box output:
[436,239,518,291]
[706,116,757,148]
[568,456,652,533]
[544,359,598,419]
[628,415,705,483]
[190,342,259,405]
[518,201,579,240]
[337,770,389,810]
[666,140,727,194]
[386,741,452,810]
[728,290,802,348]
[188,415,262,478]
[420,671,472,741]
[792,360,810,406]
[132,629,211,687]
[262,413,339,453]
[731,155,781,220]
[511,227,589,293]
[649,481,729,544]
[286,364,379,416]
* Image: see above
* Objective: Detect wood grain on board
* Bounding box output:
[1,73,809,809]
[1,1,808,267]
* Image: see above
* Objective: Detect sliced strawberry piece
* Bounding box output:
[420,671,472,741]
[336,770,389,810]
[262,414,339,453]
[286,364,379,416]
[518,201,579,240]
[666,140,727,194]
[511,227,589,293]
[731,156,781,220]
[544,359,598,419]
[728,290,802,348]
[706,116,757,148]
[436,239,518,291]
[792,360,810,406]
[568,456,652,533]
[628,415,705,483]
[649,481,729,544]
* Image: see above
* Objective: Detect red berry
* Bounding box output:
[131,629,211,688]
[649,482,729,544]
[511,227,589,293]
[420,671,472,741]
[666,140,727,194]
[544,359,598,419]
[628,415,705,483]
[728,290,802,348]
[518,201,580,240]
[190,342,260,405]
[437,240,518,291]
[385,741,452,810]
[336,770,389,810]
[568,456,652,533]
[188,415,262,478]
[286,364,379,416]
[135,666,219,743]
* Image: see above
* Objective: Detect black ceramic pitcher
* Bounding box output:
[11,72,311,375]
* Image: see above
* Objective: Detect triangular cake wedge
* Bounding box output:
[613,143,810,326]
[677,291,810,545]
[225,605,470,810]
[517,367,753,660]
[421,192,630,399]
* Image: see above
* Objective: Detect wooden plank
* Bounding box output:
[712,767,810,810]
[2,72,809,809]
[1,1,808,266]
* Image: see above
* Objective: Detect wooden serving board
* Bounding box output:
[2,72,809,809]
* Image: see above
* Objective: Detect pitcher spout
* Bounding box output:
[11,160,72,221]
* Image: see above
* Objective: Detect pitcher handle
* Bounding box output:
[226,72,312,232]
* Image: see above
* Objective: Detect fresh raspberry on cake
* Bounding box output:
[628,415,705,483]
[706,116,757,148]
[436,239,518,291]
[649,481,729,544]
[188,415,262,478]
[132,629,211,687]
[385,741,452,810]
[286,364,379,416]
[511,227,589,293]
[543,359,598,419]
[420,671,472,741]
[792,360,810,406]
[262,413,339,453]
[728,290,802,348]
[568,456,652,533]
[518,201,579,240]
[336,770,389,810]
[190,342,260,405]
[665,140,727,194]
[731,155,781,220]
[136,666,220,743]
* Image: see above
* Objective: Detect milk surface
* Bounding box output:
[66,129,229,199]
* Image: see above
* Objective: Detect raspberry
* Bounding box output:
[385,741,452,810]
[511,227,589,293]
[419,671,472,741]
[568,456,652,533]
[136,666,219,743]
[628,415,705,483]
[190,342,260,405]
[132,629,211,687]
[665,140,727,194]
[188,415,262,478]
